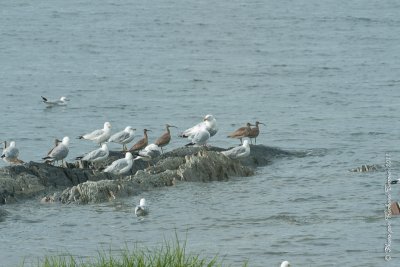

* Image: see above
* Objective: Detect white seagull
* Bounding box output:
[221,140,250,159]
[134,143,161,167]
[185,125,210,147]
[103,152,133,175]
[42,136,70,166]
[280,261,291,267]
[78,122,112,146]
[108,126,136,151]
[180,114,218,139]
[1,141,23,164]
[135,198,149,216]
[41,96,69,107]
[75,143,109,163]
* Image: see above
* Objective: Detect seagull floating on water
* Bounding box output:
[180,114,218,139]
[221,140,250,160]
[103,152,133,175]
[75,143,109,166]
[108,126,136,151]
[280,261,291,267]
[135,198,149,216]
[42,136,70,166]
[1,141,23,165]
[155,124,177,153]
[248,121,265,144]
[78,122,112,146]
[227,122,253,144]
[41,96,69,107]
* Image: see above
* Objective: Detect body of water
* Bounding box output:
[1,0,400,266]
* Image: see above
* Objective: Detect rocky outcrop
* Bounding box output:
[0,145,297,205]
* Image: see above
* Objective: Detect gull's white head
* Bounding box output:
[243,140,249,147]
[203,114,214,122]
[104,122,112,129]
[101,143,108,150]
[9,141,16,148]
[125,126,135,132]
[280,261,290,267]
[125,152,133,160]
[139,198,146,207]
[60,96,69,102]
[62,136,70,146]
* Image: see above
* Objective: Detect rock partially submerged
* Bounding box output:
[0,145,296,205]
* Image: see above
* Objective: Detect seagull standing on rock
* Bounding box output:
[1,141,23,165]
[134,143,162,168]
[135,198,149,217]
[78,122,112,146]
[180,114,218,139]
[221,140,250,160]
[103,152,133,175]
[42,136,70,166]
[75,143,109,168]
[108,126,136,151]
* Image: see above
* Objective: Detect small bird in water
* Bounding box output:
[103,152,133,175]
[135,198,149,217]
[41,96,69,107]
[129,129,151,153]
[248,121,265,144]
[221,139,250,160]
[78,122,112,146]
[227,122,253,144]
[155,124,177,153]
[108,126,136,151]
[1,141,24,165]
[42,136,70,167]
[280,261,291,267]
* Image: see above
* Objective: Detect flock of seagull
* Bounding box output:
[1,96,266,176]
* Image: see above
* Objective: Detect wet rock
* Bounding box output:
[349,164,382,172]
[0,145,295,204]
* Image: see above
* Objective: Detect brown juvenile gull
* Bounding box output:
[129,129,151,153]
[248,121,266,144]
[227,122,253,144]
[155,124,177,153]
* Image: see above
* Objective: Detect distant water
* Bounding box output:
[1,0,400,266]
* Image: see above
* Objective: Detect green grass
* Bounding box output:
[26,237,248,267]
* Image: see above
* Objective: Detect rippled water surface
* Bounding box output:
[1,0,400,266]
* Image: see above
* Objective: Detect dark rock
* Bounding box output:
[0,145,296,205]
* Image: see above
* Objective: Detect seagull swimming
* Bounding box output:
[280,261,291,267]
[1,141,23,164]
[75,143,109,164]
[42,136,70,166]
[180,114,218,139]
[78,122,112,146]
[103,152,133,175]
[135,198,149,216]
[108,126,136,151]
[41,96,69,107]
[221,140,250,159]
